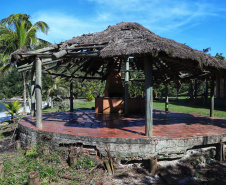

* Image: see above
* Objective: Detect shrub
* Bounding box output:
[86,92,94,101]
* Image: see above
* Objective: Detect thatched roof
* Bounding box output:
[12,22,226,82]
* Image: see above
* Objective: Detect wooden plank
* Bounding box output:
[144,57,153,137]
[35,57,42,128]
[210,76,215,117]
[124,58,129,116]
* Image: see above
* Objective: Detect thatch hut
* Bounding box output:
[12,22,226,136]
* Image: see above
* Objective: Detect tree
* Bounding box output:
[0,13,50,114]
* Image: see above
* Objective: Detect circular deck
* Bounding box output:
[18,110,226,159]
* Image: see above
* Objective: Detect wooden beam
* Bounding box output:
[35,57,42,128]
[42,71,102,80]
[124,58,129,116]
[144,57,153,137]
[18,59,61,72]
[210,76,215,117]
[18,62,34,69]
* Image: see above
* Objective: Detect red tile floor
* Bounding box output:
[19,109,226,140]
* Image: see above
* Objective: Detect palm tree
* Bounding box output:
[0,13,50,114]
[2,100,22,123]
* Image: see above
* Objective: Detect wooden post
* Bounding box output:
[22,72,27,115]
[69,154,77,168]
[0,161,4,179]
[28,171,40,185]
[36,57,42,128]
[165,84,169,112]
[217,76,221,98]
[104,159,113,175]
[190,80,194,99]
[43,146,50,155]
[124,58,129,116]
[210,76,215,117]
[194,79,197,99]
[205,78,208,105]
[149,155,157,175]
[16,140,21,150]
[216,142,225,162]
[224,76,226,99]
[144,57,153,137]
[31,65,36,117]
[70,79,73,112]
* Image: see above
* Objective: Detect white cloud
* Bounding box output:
[31,12,108,43]
[30,0,223,44]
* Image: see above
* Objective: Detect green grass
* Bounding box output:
[153,99,226,118]
[0,146,97,185]
[73,101,95,110]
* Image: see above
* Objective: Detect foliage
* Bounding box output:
[75,156,95,170]
[86,92,94,101]
[1,100,22,122]
[0,68,23,99]
[54,100,69,112]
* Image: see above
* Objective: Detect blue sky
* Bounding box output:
[1,0,226,56]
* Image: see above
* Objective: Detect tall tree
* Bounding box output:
[0,13,50,114]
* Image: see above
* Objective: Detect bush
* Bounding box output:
[86,92,94,101]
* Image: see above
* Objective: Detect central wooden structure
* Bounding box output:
[11,22,226,137]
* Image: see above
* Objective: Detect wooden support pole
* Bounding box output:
[36,57,42,128]
[22,72,27,115]
[31,66,36,117]
[216,142,225,162]
[165,84,169,112]
[224,76,226,99]
[0,161,4,179]
[210,76,215,117]
[28,171,40,185]
[124,58,129,116]
[217,76,221,98]
[194,79,197,99]
[190,80,194,99]
[70,79,73,112]
[205,78,208,105]
[144,57,153,137]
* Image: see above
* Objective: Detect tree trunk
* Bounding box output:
[22,72,27,115]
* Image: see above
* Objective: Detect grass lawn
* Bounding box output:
[153,98,226,119]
